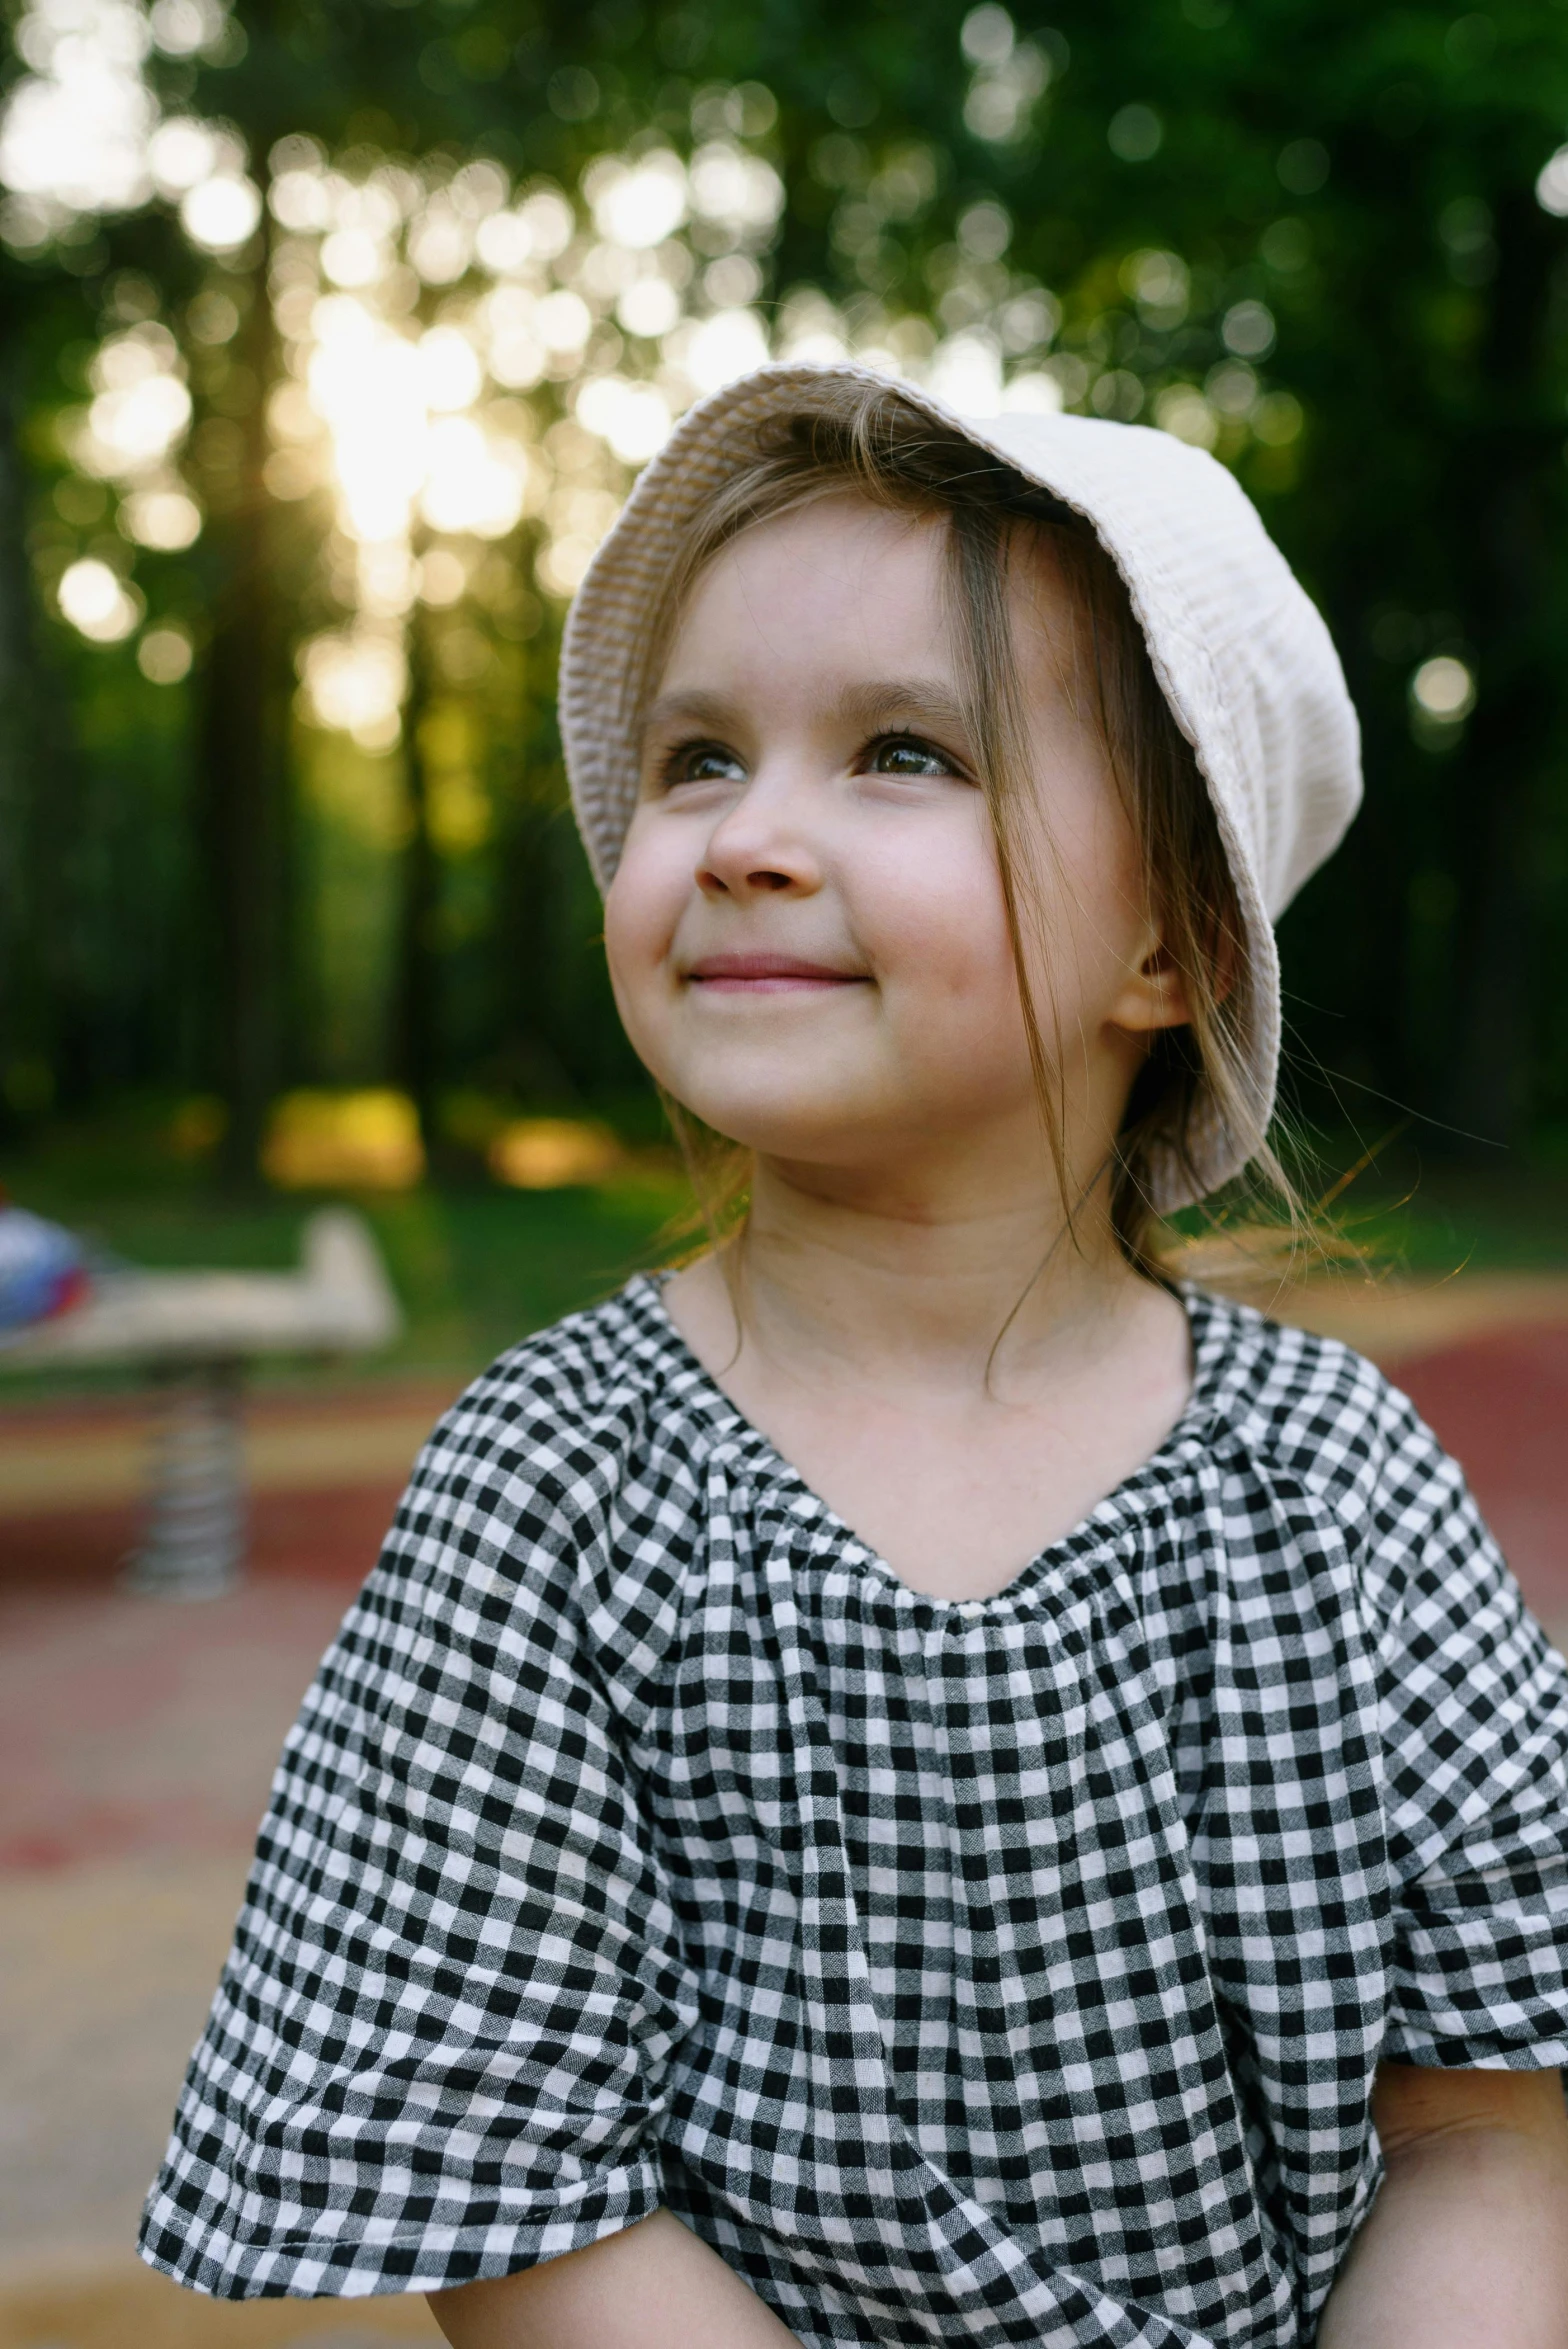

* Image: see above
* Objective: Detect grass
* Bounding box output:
[3,1112,1566,1399]
[0,1107,692,1393]
[1281,1138,1568,1278]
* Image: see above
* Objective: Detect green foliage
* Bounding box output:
[5,0,1568,1168]
[0,1130,691,1381]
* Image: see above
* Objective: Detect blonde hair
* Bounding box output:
[635,375,1289,1280]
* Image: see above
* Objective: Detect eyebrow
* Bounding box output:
[640,688,742,742]
[641,678,971,744]
[836,679,970,734]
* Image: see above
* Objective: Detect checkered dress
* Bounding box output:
[140,1278,1568,2347]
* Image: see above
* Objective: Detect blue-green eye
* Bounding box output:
[866,734,957,778]
[663,740,746,786]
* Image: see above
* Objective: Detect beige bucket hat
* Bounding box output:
[559,361,1362,1206]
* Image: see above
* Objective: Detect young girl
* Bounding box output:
[141,368,1568,2349]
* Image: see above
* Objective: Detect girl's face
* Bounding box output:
[604,493,1182,1190]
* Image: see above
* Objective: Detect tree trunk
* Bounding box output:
[395,600,441,1149]
[0,347,40,1141]
[1442,186,1558,1150]
[0,331,83,1141]
[199,221,289,1189]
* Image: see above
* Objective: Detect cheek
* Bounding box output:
[604,815,682,953]
[1043,801,1148,984]
[602,829,682,1031]
[1000,755,1148,1016]
[858,818,1026,1035]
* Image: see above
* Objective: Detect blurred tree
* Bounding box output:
[0,335,47,1145]
[4,0,1568,1176]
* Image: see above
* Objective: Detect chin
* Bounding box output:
[675,1086,896,1165]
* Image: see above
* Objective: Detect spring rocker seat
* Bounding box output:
[1,1210,401,1597]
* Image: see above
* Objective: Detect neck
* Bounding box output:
[685,1144,1151,1403]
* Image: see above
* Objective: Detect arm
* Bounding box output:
[429,2210,804,2349]
[1318,2063,1568,2349]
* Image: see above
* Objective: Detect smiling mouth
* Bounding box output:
[684,954,869,993]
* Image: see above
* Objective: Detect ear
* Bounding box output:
[1107,931,1196,1038]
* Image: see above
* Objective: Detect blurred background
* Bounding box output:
[2,0,1568,2341]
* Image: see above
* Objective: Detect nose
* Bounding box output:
[695,771,824,900]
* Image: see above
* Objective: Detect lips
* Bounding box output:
[685,953,867,992]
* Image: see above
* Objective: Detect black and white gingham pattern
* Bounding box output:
[140,1280,1568,2346]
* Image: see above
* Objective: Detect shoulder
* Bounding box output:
[383,1275,715,1595]
[306,1278,715,1733]
[1182,1286,1517,1664]
[430,1276,681,1469]
[1187,1284,1464,1538]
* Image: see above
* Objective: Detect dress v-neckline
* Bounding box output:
[629,1271,1225,1610]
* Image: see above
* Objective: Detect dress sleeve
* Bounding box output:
[137,1386,701,2299]
[1366,1386,1568,2068]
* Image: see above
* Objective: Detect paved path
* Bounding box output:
[1,1390,453,2345]
[2,1291,1565,2344]
[0,1384,455,1532]
[1396,1323,1568,1637]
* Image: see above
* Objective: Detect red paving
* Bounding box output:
[1,1479,402,1593]
[2,1324,1565,1882]
[0,1586,354,1871]
[1396,1326,1568,1620]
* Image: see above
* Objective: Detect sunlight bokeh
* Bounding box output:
[0,0,1166,760]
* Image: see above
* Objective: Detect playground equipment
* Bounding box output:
[0,1210,401,1597]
